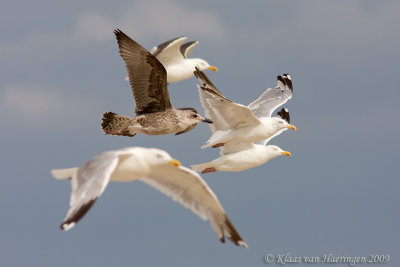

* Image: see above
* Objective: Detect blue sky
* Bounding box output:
[1,0,399,266]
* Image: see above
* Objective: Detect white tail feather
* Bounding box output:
[51,168,78,180]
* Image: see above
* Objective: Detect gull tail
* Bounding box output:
[51,168,78,180]
[101,112,136,137]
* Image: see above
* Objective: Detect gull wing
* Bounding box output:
[195,68,260,133]
[53,148,140,230]
[248,74,293,118]
[139,165,247,247]
[150,36,187,62]
[114,29,172,115]
[180,41,199,58]
[219,142,255,156]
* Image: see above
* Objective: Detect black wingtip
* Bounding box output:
[223,217,248,248]
[113,28,122,36]
[60,199,97,231]
[277,73,293,92]
[283,73,293,92]
[277,107,290,123]
[193,66,201,78]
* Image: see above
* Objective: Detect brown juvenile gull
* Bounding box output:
[126,36,218,83]
[51,146,247,247]
[101,29,212,137]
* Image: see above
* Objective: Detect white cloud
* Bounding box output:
[0,86,94,126]
[116,0,227,42]
[0,0,227,58]
[0,86,64,122]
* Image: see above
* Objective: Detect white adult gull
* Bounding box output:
[51,147,247,247]
[193,68,296,149]
[126,36,218,83]
[191,143,291,173]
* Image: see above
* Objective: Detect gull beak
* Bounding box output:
[288,125,297,131]
[202,118,213,124]
[281,151,291,156]
[208,66,218,71]
[168,159,181,167]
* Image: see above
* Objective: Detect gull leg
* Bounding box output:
[202,167,217,173]
[212,143,224,148]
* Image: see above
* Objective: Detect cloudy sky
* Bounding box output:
[1,0,399,266]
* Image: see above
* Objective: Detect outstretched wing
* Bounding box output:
[248,73,293,118]
[180,40,199,58]
[114,29,172,115]
[54,150,121,230]
[150,36,187,62]
[195,68,260,133]
[139,165,247,247]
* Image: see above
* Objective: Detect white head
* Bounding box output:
[264,145,291,158]
[141,148,181,168]
[190,58,218,72]
[271,117,297,132]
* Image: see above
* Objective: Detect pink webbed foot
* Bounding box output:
[202,167,217,173]
[211,143,224,148]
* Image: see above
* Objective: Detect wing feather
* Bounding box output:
[194,68,260,132]
[114,29,171,115]
[248,74,293,118]
[56,151,120,230]
[139,165,247,247]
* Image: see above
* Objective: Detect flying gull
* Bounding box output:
[191,143,291,173]
[51,146,247,247]
[194,68,296,149]
[101,29,212,137]
[126,36,218,83]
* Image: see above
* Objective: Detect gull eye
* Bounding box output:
[156,154,163,159]
[279,121,283,124]
[273,148,278,151]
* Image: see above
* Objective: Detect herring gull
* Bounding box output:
[191,143,291,173]
[126,36,218,83]
[101,29,212,137]
[194,68,296,149]
[51,146,247,247]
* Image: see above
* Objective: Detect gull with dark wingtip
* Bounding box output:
[126,36,218,83]
[101,29,212,137]
[52,146,247,247]
[194,67,296,149]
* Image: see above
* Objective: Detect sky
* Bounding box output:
[1,0,399,266]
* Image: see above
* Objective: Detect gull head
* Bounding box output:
[191,58,218,72]
[146,148,181,168]
[178,108,213,124]
[273,117,297,131]
[265,145,291,158]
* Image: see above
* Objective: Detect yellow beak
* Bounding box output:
[288,125,297,131]
[281,151,291,156]
[168,159,181,167]
[208,66,218,71]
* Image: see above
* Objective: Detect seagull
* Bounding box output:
[191,144,291,173]
[125,36,218,83]
[101,29,212,137]
[51,147,247,247]
[194,68,296,149]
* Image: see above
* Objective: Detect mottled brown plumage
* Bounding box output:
[101,29,212,137]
